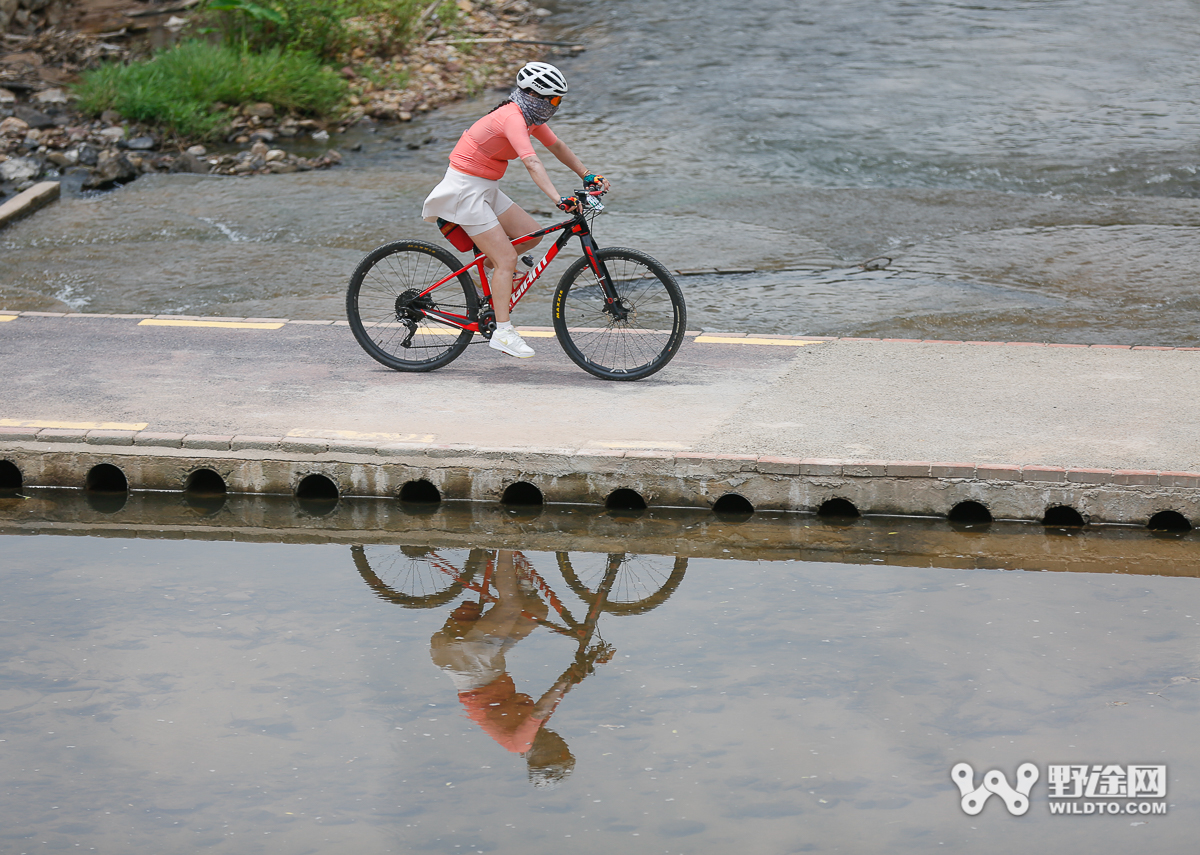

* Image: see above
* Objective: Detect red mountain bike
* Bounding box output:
[345,187,687,381]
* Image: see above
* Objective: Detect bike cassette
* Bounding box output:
[395,289,434,321]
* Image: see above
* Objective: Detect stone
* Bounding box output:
[249,129,275,143]
[12,105,54,129]
[265,148,286,162]
[31,88,67,105]
[0,156,39,183]
[100,110,121,124]
[126,135,156,150]
[267,161,297,173]
[174,151,209,174]
[243,102,275,119]
[83,150,137,188]
[185,144,207,157]
[0,116,29,135]
[249,140,269,157]
[98,125,125,141]
[0,88,15,106]
[76,144,98,166]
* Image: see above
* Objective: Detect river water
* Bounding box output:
[4,0,1200,342]
[2,496,1200,853]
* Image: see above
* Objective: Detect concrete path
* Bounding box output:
[1,311,1198,474]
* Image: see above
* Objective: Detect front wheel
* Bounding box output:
[346,240,477,372]
[552,247,687,381]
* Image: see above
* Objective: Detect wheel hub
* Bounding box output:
[395,289,434,321]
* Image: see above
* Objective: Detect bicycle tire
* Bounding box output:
[351,544,482,607]
[558,552,688,615]
[347,240,477,372]
[552,247,687,381]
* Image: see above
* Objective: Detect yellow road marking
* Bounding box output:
[1,418,149,431]
[287,429,436,443]
[0,315,17,322]
[138,319,285,330]
[694,336,816,346]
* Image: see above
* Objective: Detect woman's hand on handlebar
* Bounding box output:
[583,172,611,194]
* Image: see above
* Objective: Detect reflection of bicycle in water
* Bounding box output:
[351,545,687,787]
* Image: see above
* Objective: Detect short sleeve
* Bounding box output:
[502,109,537,159]
[531,123,558,148]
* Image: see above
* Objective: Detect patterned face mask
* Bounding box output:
[511,87,559,125]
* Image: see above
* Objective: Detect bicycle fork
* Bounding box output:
[575,229,630,323]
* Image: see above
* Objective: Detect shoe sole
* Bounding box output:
[489,341,535,358]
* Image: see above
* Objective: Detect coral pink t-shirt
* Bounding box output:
[449,102,558,181]
[457,675,546,754]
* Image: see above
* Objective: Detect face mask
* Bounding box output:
[511,87,559,125]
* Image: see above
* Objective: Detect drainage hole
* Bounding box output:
[296,473,339,500]
[948,501,993,524]
[1042,505,1084,527]
[185,468,227,497]
[85,463,127,494]
[817,498,860,519]
[400,479,441,504]
[0,460,21,492]
[712,493,754,515]
[606,488,647,511]
[501,481,543,506]
[1148,510,1192,532]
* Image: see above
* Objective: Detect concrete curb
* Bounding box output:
[0,181,60,229]
[3,434,1198,526]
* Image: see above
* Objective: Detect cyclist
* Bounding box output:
[421,61,610,359]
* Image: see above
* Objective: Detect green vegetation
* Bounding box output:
[74,41,348,140]
[203,0,425,59]
[71,0,469,139]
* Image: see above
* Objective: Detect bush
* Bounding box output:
[74,41,348,140]
[203,0,426,60]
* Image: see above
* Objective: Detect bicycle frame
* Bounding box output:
[415,194,628,334]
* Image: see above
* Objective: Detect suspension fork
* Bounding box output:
[575,225,630,322]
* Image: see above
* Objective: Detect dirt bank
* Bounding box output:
[1,0,574,202]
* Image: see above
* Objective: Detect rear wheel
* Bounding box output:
[347,240,477,371]
[552,247,687,381]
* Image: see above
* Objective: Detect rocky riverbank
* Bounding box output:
[1,0,571,203]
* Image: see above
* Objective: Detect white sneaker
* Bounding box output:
[490,326,535,358]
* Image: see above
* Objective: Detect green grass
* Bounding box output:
[74,41,348,140]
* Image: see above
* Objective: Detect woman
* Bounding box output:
[422,61,610,358]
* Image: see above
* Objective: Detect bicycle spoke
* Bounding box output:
[553,248,686,380]
[347,241,476,371]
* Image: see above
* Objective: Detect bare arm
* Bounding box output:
[520,153,565,207]
[545,138,587,179]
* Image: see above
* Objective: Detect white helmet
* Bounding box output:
[516,61,568,97]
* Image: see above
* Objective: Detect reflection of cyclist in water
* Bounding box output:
[351,543,687,786]
[429,550,585,787]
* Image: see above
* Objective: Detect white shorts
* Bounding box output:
[421,166,515,236]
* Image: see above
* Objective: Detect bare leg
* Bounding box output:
[470,205,543,322]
